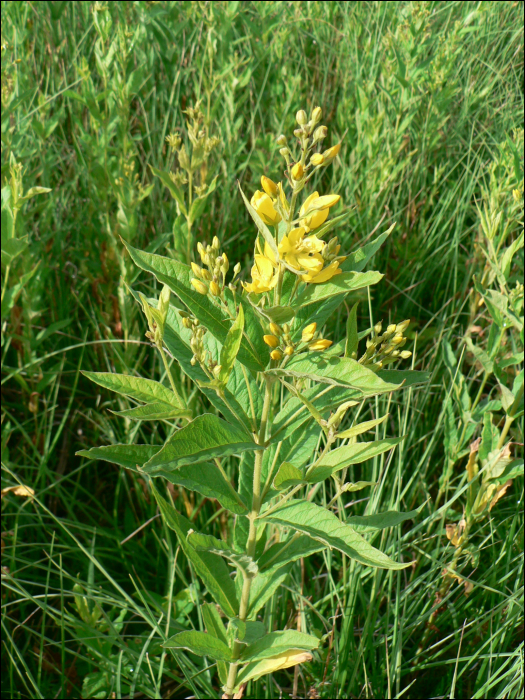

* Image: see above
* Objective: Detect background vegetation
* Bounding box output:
[1,1,523,698]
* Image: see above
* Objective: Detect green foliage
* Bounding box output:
[1,2,523,699]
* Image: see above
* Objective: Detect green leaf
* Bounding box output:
[83,371,183,408]
[219,304,244,384]
[151,483,239,617]
[150,165,187,216]
[235,649,313,687]
[465,337,494,375]
[346,504,423,533]
[344,481,377,492]
[187,531,258,578]
[1,236,28,266]
[111,403,192,421]
[273,462,304,490]
[376,369,430,387]
[123,242,265,371]
[261,500,411,570]
[294,271,383,308]
[240,630,319,662]
[342,224,395,272]
[247,565,292,618]
[305,438,402,483]
[267,356,401,393]
[76,444,160,469]
[258,536,325,574]
[157,463,247,515]
[479,412,498,464]
[163,631,232,661]
[345,302,359,358]
[143,414,258,473]
[238,183,279,260]
[337,414,389,440]
[202,604,228,684]
[500,230,524,280]
[256,305,295,325]
[19,186,52,202]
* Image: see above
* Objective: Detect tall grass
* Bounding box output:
[1,2,523,698]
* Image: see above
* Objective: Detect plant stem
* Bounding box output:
[223,376,273,698]
[158,342,184,407]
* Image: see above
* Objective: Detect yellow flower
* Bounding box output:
[270,349,283,361]
[299,192,340,232]
[309,338,333,351]
[243,255,278,294]
[251,190,281,226]
[302,260,343,284]
[301,322,317,342]
[278,226,325,273]
[322,143,341,160]
[263,334,280,348]
[261,176,278,197]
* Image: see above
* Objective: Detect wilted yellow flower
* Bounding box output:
[302,322,317,342]
[302,260,343,284]
[270,349,283,360]
[191,279,208,295]
[243,255,278,294]
[309,338,333,351]
[251,190,281,226]
[299,192,340,232]
[261,175,278,197]
[263,334,280,348]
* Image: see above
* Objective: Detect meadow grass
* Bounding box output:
[1,2,523,698]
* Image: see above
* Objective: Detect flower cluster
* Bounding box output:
[358,319,412,369]
[263,321,332,361]
[190,236,236,298]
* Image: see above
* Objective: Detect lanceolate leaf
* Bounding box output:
[240,630,319,662]
[238,183,279,260]
[376,369,430,387]
[202,604,228,685]
[258,536,325,574]
[345,302,359,358]
[337,414,389,440]
[273,462,304,490]
[306,437,403,483]
[151,483,239,617]
[155,463,247,515]
[294,270,383,308]
[187,531,258,578]
[111,403,192,421]
[267,356,401,394]
[76,444,160,469]
[123,241,265,371]
[163,630,232,661]
[342,224,395,272]
[219,304,244,385]
[260,500,411,570]
[144,414,258,473]
[83,371,183,408]
[346,504,423,533]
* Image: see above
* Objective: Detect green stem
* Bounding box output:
[223,376,273,698]
[158,342,184,408]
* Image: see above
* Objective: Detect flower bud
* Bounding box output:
[293,128,303,138]
[400,350,412,359]
[201,269,212,281]
[182,317,192,329]
[191,262,203,278]
[311,106,322,123]
[296,109,308,125]
[263,334,279,348]
[374,322,383,336]
[284,345,294,356]
[309,338,332,351]
[280,147,290,157]
[396,319,411,333]
[221,253,229,273]
[269,322,283,336]
[191,278,208,295]
[261,175,278,197]
[210,280,221,296]
[276,134,287,146]
[310,153,324,166]
[322,143,341,160]
[212,236,220,250]
[291,163,304,180]
[385,324,397,336]
[301,322,317,342]
[391,334,404,345]
[197,242,206,261]
[314,125,328,141]
[213,364,222,378]
[270,349,283,361]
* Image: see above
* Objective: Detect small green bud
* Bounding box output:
[276,134,287,146]
[374,322,383,336]
[311,106,322,123]
[296,110,308,125]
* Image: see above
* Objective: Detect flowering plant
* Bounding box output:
[78,106,426,698]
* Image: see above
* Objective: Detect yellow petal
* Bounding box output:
[264,241,277,266]
[304,261,342,283]
[299,191,320,217]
